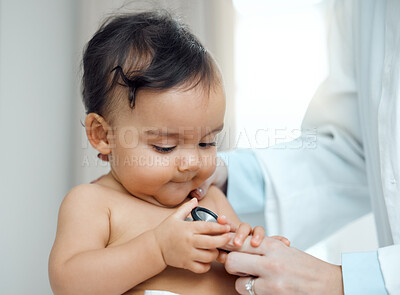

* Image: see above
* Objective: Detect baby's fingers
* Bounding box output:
[250,226,265,247]
[217,215,238,232]
[193,221,230,235]
[216,250,228,263]
[193,233,231,249]
[193,248,219,264]
[234,223,252,247]
[173,198,198,220]
[188,261,211,274]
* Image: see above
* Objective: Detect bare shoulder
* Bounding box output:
[59,183,109,214]
[57,183,111,239]
[62,183,109,206]
[52,184,112,259]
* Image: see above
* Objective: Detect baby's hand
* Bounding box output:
[153,198,231,274]
[217,216,265,247]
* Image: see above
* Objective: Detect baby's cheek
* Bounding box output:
[140,162,174,182]
[197,155,217,182]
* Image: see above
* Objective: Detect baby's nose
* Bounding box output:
[177,153,201,172]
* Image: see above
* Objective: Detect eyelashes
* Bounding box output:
[152,145,176,153]
[198,142,216,148]
[152,142,216,154]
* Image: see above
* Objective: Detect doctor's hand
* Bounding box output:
[190,157,228,200]
[221,236,344,295]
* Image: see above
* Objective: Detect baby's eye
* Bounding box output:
[199,142,216,148]
[152,145,176,153]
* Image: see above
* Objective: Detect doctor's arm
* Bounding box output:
[193,0,395,294]
[220,236,398,295]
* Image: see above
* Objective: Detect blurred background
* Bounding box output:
[0,0,377,293]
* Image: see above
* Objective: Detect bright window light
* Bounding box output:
[233,1,328,148]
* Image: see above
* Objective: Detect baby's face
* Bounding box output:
[108,83,225,207]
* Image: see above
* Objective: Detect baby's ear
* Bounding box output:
[85,113,111,155]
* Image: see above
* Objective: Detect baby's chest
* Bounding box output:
[106,202,172,247]
[106,197,218,247]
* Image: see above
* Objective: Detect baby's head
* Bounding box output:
[82,11,225,207]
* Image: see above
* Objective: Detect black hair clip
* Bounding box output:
[110,66,137,108]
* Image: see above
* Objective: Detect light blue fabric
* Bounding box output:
[218,150,265,215]
[342,251,388,295]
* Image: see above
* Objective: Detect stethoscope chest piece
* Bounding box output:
[188,207,219,223]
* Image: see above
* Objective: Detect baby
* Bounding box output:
[49,11,265,295]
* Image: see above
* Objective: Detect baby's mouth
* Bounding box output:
[171,179,192,183]
[171,174,196,183]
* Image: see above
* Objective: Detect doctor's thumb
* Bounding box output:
[174,198,198,220]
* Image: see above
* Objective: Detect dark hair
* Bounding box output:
[82,11,219,121]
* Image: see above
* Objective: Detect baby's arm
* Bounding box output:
[49,185,166,295]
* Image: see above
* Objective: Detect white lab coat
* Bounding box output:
[248,0,399,293]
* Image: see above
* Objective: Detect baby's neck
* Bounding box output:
[94,172,129,194]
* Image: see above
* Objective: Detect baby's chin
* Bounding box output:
[153,182,200,207]
[155,195,192,208]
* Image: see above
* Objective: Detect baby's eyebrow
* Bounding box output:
[144,124,224,137]
[144,129,180,137]
[204,124,224,136]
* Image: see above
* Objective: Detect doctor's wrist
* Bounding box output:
[326,264,344,295]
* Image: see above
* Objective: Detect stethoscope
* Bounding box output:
[186,206,231,253]
[186,207,219,223]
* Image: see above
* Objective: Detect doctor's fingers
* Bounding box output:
[193,233,231,249]
[270,235,291,247]
[235,276,281,295]
[225,252,266,277]
[235,276,264,295]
